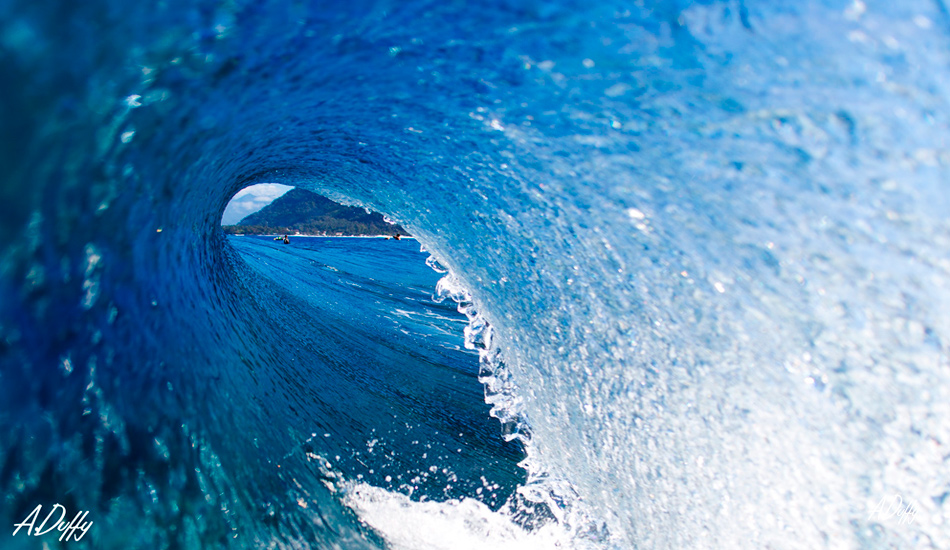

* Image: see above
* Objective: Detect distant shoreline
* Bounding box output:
[226,234,415,239]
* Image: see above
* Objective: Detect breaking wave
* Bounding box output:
[2,0,949,548]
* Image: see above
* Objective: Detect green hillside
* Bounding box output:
[222,189,406,236]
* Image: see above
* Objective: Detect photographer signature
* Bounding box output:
[868,494,919,525]
[12,504,92,542]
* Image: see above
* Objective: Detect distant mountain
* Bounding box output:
[222,188,406,236]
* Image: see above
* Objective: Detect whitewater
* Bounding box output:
[1,0,949,548]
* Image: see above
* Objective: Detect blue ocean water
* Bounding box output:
[226,235,526,505]
[2,0,950,548]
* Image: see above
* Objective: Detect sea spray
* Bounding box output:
[428,256,615,547]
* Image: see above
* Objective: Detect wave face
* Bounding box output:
[3,0,950,548]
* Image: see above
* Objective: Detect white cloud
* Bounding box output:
[221,183,294,225]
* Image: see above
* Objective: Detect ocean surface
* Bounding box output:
[2,0,950,548]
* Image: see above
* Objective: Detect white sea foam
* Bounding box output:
[424,260,617,549]
[342,482,594,550]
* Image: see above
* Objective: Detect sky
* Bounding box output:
[220,183,294,225]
